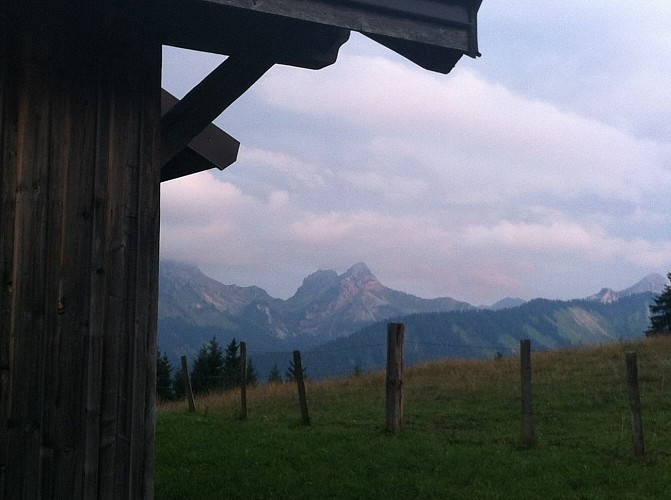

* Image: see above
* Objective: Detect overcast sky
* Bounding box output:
[160,0,671,306]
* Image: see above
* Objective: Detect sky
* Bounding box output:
[160,0,671,306]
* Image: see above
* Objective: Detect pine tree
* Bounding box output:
[267,363,283,384]
[222,338,240,390]
[646,272,671,336]
[190,337,225,394]
[285,359,307,382]
[172,369,185,400]
[246,357,258,386]
[156,352,174,402]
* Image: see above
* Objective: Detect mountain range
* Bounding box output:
[158,260,665,379]
[158,261,472,357]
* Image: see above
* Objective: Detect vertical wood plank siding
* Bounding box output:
[0,3,160,498]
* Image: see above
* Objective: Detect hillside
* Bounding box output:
[267,292,656,380]
[156,336,671,499]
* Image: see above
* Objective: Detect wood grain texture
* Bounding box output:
[0,3,160,498]
[385,323,404,434]
[520,339,536,448]
[626,352,645,456]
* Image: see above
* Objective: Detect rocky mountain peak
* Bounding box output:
[340,262,382,291]
[293,269,340,298]
[587,287,619,304]
[585,273,666,304]
[619,273,666,296]
[160,260,203,282]
[159,260,273,317]
[343,261,373,278]
[489,297,526,310]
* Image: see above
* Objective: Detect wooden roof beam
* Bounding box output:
[160,90,240,182]
[160,53,272,168]
[181,0,482,73]
[160,6,351,169]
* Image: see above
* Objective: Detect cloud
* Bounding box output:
[160,173,258,266]
[159,6,671,304]
[473,0,671,141]
[241,147,332,190]
[464,218,671,270]
[253,51,671,210]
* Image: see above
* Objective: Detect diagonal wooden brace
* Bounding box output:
[160,90,240,182]
[160,53,274,168]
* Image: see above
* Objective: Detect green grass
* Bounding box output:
[156,337,671,499]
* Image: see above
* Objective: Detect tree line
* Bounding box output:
[646,271,671,337]
[156,337,307,402]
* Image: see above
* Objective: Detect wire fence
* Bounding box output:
[161,333,671,459]
[245,339,515,382]
[166,336,557,386]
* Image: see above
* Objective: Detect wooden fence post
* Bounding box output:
[626,352,645,456]
[180,355,196,413]
[240,341,248,419]
[520,339,536,447]
[386,323,405,434]
[293,350,311,425]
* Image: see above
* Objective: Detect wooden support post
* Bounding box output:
[626,352,645,456]
[240,341,248,419]
[293,351,311,426]
[1,4,161,498]
[386,323,405,434]
[520,339,536,447]
[181,356,197,413]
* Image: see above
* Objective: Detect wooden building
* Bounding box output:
[0,1,482,498]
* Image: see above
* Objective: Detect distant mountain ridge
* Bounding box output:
[158,261,472,358]
[585,274,665,304]
[158,261,665,379]
[298,291,656,379]
[488,297,526,310]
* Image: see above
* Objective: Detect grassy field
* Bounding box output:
[156,337,671,499]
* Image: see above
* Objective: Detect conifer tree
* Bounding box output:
[246,357,258,386]
[190,337,225,394]
[267,363,283,384]
[285,359,307,382]
[646,272,671,336]
[222,338,241,390]
[156,352,174,402]
[172,369,185,400]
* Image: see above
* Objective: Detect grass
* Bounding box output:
[156,336,671,499]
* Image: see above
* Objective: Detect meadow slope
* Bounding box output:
[156,336,671,499]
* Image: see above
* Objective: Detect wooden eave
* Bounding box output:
[159,0,350,70]
[158,0,483,177]
[160,0,482,73]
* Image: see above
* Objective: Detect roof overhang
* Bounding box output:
[159,0,482,73]
[157,0,483,180]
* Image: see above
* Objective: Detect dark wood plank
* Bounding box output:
[385,323,405,434]
[1,3,161,498]
[0,11,16,496]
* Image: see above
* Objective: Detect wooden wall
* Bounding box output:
[1,3,160,498]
